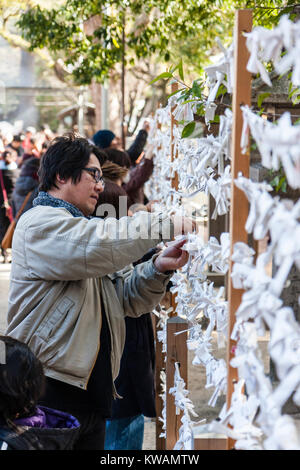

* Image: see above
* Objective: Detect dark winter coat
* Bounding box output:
[0,168,19,242]
[111,314,156,419]
[127,130,148,165]
[123,158,154,207]
[12,157,39,217]
[0,406,80,450]
[110,248,158,419]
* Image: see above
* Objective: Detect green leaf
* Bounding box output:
[179,98,200,105]
[257,92,271,108]
[178,59,184,81]
[281,179,287,193]
[216,83,227,99]
[211,115,220,124]
[191,80,203,99]
[181,121,196,138]
[149,72,173,85]
[292,94,300,105]
[270,175,280,188]
[112,38,120,48]
[167,87,185,99]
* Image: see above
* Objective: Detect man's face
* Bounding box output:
[110,136,122,149]
[62,153,104,217]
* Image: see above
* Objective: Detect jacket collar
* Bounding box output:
[33,191,89,219]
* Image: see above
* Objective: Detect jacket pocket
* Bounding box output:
[37,296,74,342]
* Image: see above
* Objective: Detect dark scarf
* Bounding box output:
[33,191,89,219]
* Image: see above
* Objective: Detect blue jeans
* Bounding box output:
[104,414,144,450]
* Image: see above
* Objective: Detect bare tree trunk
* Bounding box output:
[90,80,102,132]
[15,50,38,128]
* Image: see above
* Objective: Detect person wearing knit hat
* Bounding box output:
[93,130,118,149]
[93,121,150,166]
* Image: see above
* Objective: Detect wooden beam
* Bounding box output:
[194,437,227,450]
[226,8,253,450]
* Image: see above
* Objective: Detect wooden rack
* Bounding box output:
[153,12,253,448]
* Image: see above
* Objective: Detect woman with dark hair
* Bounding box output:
[103,148,131,169]
[0,336,80,450]
[101,161,129,187]
[95,181,130,220]
[103,147,154,207]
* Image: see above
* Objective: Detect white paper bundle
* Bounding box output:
[241,106,300,189]
[245,15,300,87]
[169,362,198,450]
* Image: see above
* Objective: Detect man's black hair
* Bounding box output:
[38,132,107,192]
[0,336,45,422]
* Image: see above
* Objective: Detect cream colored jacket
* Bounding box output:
[6,206,174,391]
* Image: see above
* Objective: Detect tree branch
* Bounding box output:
[0,28,71,83]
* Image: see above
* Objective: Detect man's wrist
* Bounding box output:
[153,258,174,276]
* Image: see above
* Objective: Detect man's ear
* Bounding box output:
[56,174,67,186]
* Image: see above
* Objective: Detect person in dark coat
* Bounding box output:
[104,246,158,450]
[123,147,154,206]
[0,336,80,450]
[93,121,149,166]
[0,151,19,262]
[12,156,40,218]
[94,180,130,219]
[6,134,24,166]
[94,192,157,450]
[103,147,155,207]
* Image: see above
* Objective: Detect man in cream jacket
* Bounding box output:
[6,133,193,450]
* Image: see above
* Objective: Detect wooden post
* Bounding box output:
[166,316,188,450]
[121,10,126,149]
[170,81,179,316]
[154,113,168,450]
[170,81,179,192]
[154,311,166,450]
[226,9,253,450]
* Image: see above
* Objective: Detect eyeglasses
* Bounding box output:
[83,167,105,187]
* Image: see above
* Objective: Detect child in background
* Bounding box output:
[0,336,80,450]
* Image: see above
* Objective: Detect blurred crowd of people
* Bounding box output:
[0,125,55,263]
[0,120,155,264]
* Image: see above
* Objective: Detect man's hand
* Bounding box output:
[171,214,197,236]
[154,238,188,273]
